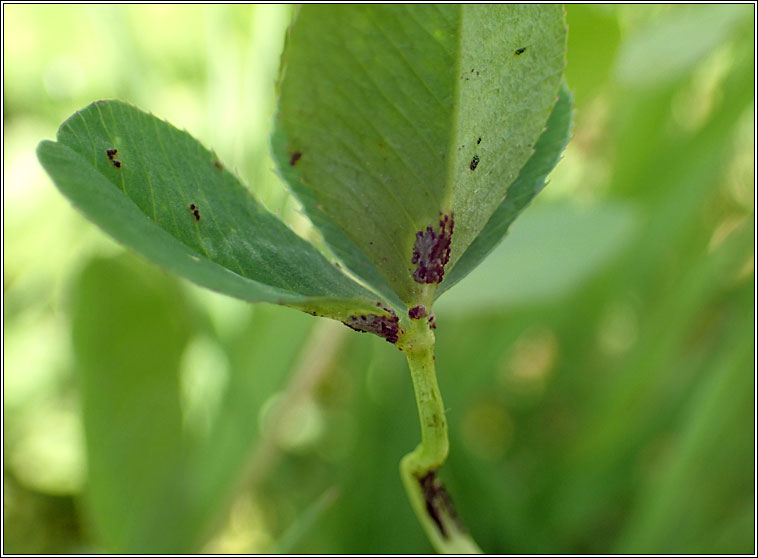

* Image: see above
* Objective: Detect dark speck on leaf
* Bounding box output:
[106,148,121,168]
[470,155,480,171]
[189,204,200,221]
[515,46,527,55]
[213,159,223,170]
[290,151,302,166]
[412,212,453,284]
[477,137,482,145]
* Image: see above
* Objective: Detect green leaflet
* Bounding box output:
[39,6,569,343]
[438,82,574,297]
[37,101,391,324]
[273,5,567,306]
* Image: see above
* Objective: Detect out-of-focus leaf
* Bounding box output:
[37,101,388,322]
[436,201,638,313]
[183,304,318,549]
[273,5,567,305]
[613,235,754,554]
[273,487,340,554]
[71,255,192,553]
[438,82,573,297]
[618,326,754,553]
[614,4,751,90]
[565,5,621,105]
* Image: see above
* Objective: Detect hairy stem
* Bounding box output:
[398,317,482,554]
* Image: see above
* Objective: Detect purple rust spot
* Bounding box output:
[408,305,427,320]
[189,204,200,221]
[343,309,399,343]
[418,470,464,538]
[428,312,437,329]
[412,212,454,284]
[290,152,302,166]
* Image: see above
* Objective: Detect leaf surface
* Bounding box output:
[438,82,573,296]
[37,101,390,322]
[273,5,567,306]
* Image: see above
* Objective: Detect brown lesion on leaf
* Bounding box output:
[289,151,302,166]
[470,155,480,171]
[418,470,465,538]
[343,307,399,344]
[515,46,527,55]
[106,148,121,168]
[412,212,454,284]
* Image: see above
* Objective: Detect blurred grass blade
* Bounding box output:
[37,101,388,322]
[71,255,192,553]
[617,304,754,553]
[272,487,341,554]
[185,306,320,551]
[438,82,574,297]
[273,5,567,305]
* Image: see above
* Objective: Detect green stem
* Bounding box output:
[398,316,482,554]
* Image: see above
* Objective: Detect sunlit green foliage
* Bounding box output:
[4,4,754,554]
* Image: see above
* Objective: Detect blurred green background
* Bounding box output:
[3,4,754,554]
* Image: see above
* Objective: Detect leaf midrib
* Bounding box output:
[440,3,465,214]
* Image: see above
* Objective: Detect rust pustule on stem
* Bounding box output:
[408,305,427,320]
[418,470,463,538]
